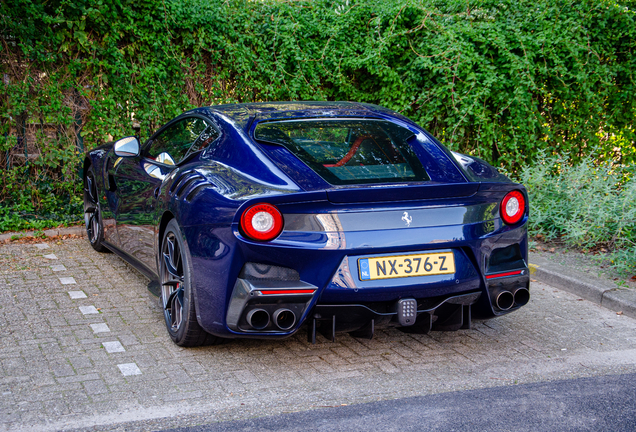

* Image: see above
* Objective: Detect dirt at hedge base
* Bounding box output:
[2,233,84,245]
[531,238,636,290]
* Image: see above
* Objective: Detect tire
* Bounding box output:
[84,166,110,253]
[160,219,224,346]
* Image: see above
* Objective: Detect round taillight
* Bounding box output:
[500,190,526,225]
[240,203,284,241]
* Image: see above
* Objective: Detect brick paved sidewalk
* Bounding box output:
[1,239,635,432]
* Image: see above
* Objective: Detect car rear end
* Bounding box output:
[190,107,529,340]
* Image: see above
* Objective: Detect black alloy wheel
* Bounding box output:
[161,230,185,334]
[160,219,223,346]
[83,166,109,252]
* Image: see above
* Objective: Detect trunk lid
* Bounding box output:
[325,183,479,204]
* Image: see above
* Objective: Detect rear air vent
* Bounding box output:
[239,262,300,281]
[169,170,195,194]
[175,175,204,199]
[185,184,211,202]
[169,171,206,199]
[487,244,525,274]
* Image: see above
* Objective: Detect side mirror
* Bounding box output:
[113,136,140,157]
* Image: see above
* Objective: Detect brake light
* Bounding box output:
[500,190,525,225]
[240,203,284,241]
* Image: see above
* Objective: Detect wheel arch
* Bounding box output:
[157,213,216,345]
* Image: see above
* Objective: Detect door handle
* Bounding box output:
[154,187,160,198]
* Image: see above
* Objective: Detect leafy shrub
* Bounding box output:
[0,0,635,233]
[520,155,636,275]
[0,165,83,233]
[1,0,634,159]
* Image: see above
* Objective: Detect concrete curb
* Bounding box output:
[529,253,636,320]
[0,225,86,242]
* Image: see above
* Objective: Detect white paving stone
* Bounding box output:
[50,264,66,272]
[68,291,87,299]
[118,363,142,376]
[34,243,49,249]
[103,341,125,353]
[59,277,77,285]
[43,254,58,260]
[90,323,110,333]
[79,305,99,315]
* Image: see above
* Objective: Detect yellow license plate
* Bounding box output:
[358,252,455,281]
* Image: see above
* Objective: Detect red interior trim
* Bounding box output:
[323,135,373,168]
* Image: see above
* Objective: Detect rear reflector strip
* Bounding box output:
[259,289,316,295]
[486,270,525,280]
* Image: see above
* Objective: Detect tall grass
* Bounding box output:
[519,155,636,276]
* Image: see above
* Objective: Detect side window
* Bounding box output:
[145,118,208,165]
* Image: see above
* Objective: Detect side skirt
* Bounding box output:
[102,241,160,296]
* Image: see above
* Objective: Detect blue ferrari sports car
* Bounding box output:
[83,102,530,346]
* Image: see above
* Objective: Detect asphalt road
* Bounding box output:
[165,372,636,432]
[1,238,635,432]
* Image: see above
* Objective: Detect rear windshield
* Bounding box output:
[253,119,429,185]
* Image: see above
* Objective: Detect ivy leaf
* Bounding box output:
[75,31,88,46]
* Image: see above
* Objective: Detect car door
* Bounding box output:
[109,116,210,273]
[100,154,121,247]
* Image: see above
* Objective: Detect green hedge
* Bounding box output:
[1,0,635,230]
[520,154,636,275]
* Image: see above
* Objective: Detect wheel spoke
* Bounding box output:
[161,230,187,334]
[85,175,96,203]
[165,286,183,311]
[166,286,184,330]
[85,222,93,240]
[90,213,99,241]
[174,244,181,272]
[163,252,183,281]
[87,213,95,240]
[167,237,177,266]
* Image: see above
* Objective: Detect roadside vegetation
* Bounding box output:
[1,0,634,274]
[519,156,636,276]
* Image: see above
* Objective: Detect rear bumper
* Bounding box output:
[224,277,484,340]
[185,218,528,339]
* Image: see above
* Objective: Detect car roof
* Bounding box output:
[185,101,413,131]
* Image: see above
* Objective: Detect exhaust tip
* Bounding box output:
[495,291,514,310]
[273,308,296,330]
[514,288,530,306]
[247,309,270,330]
